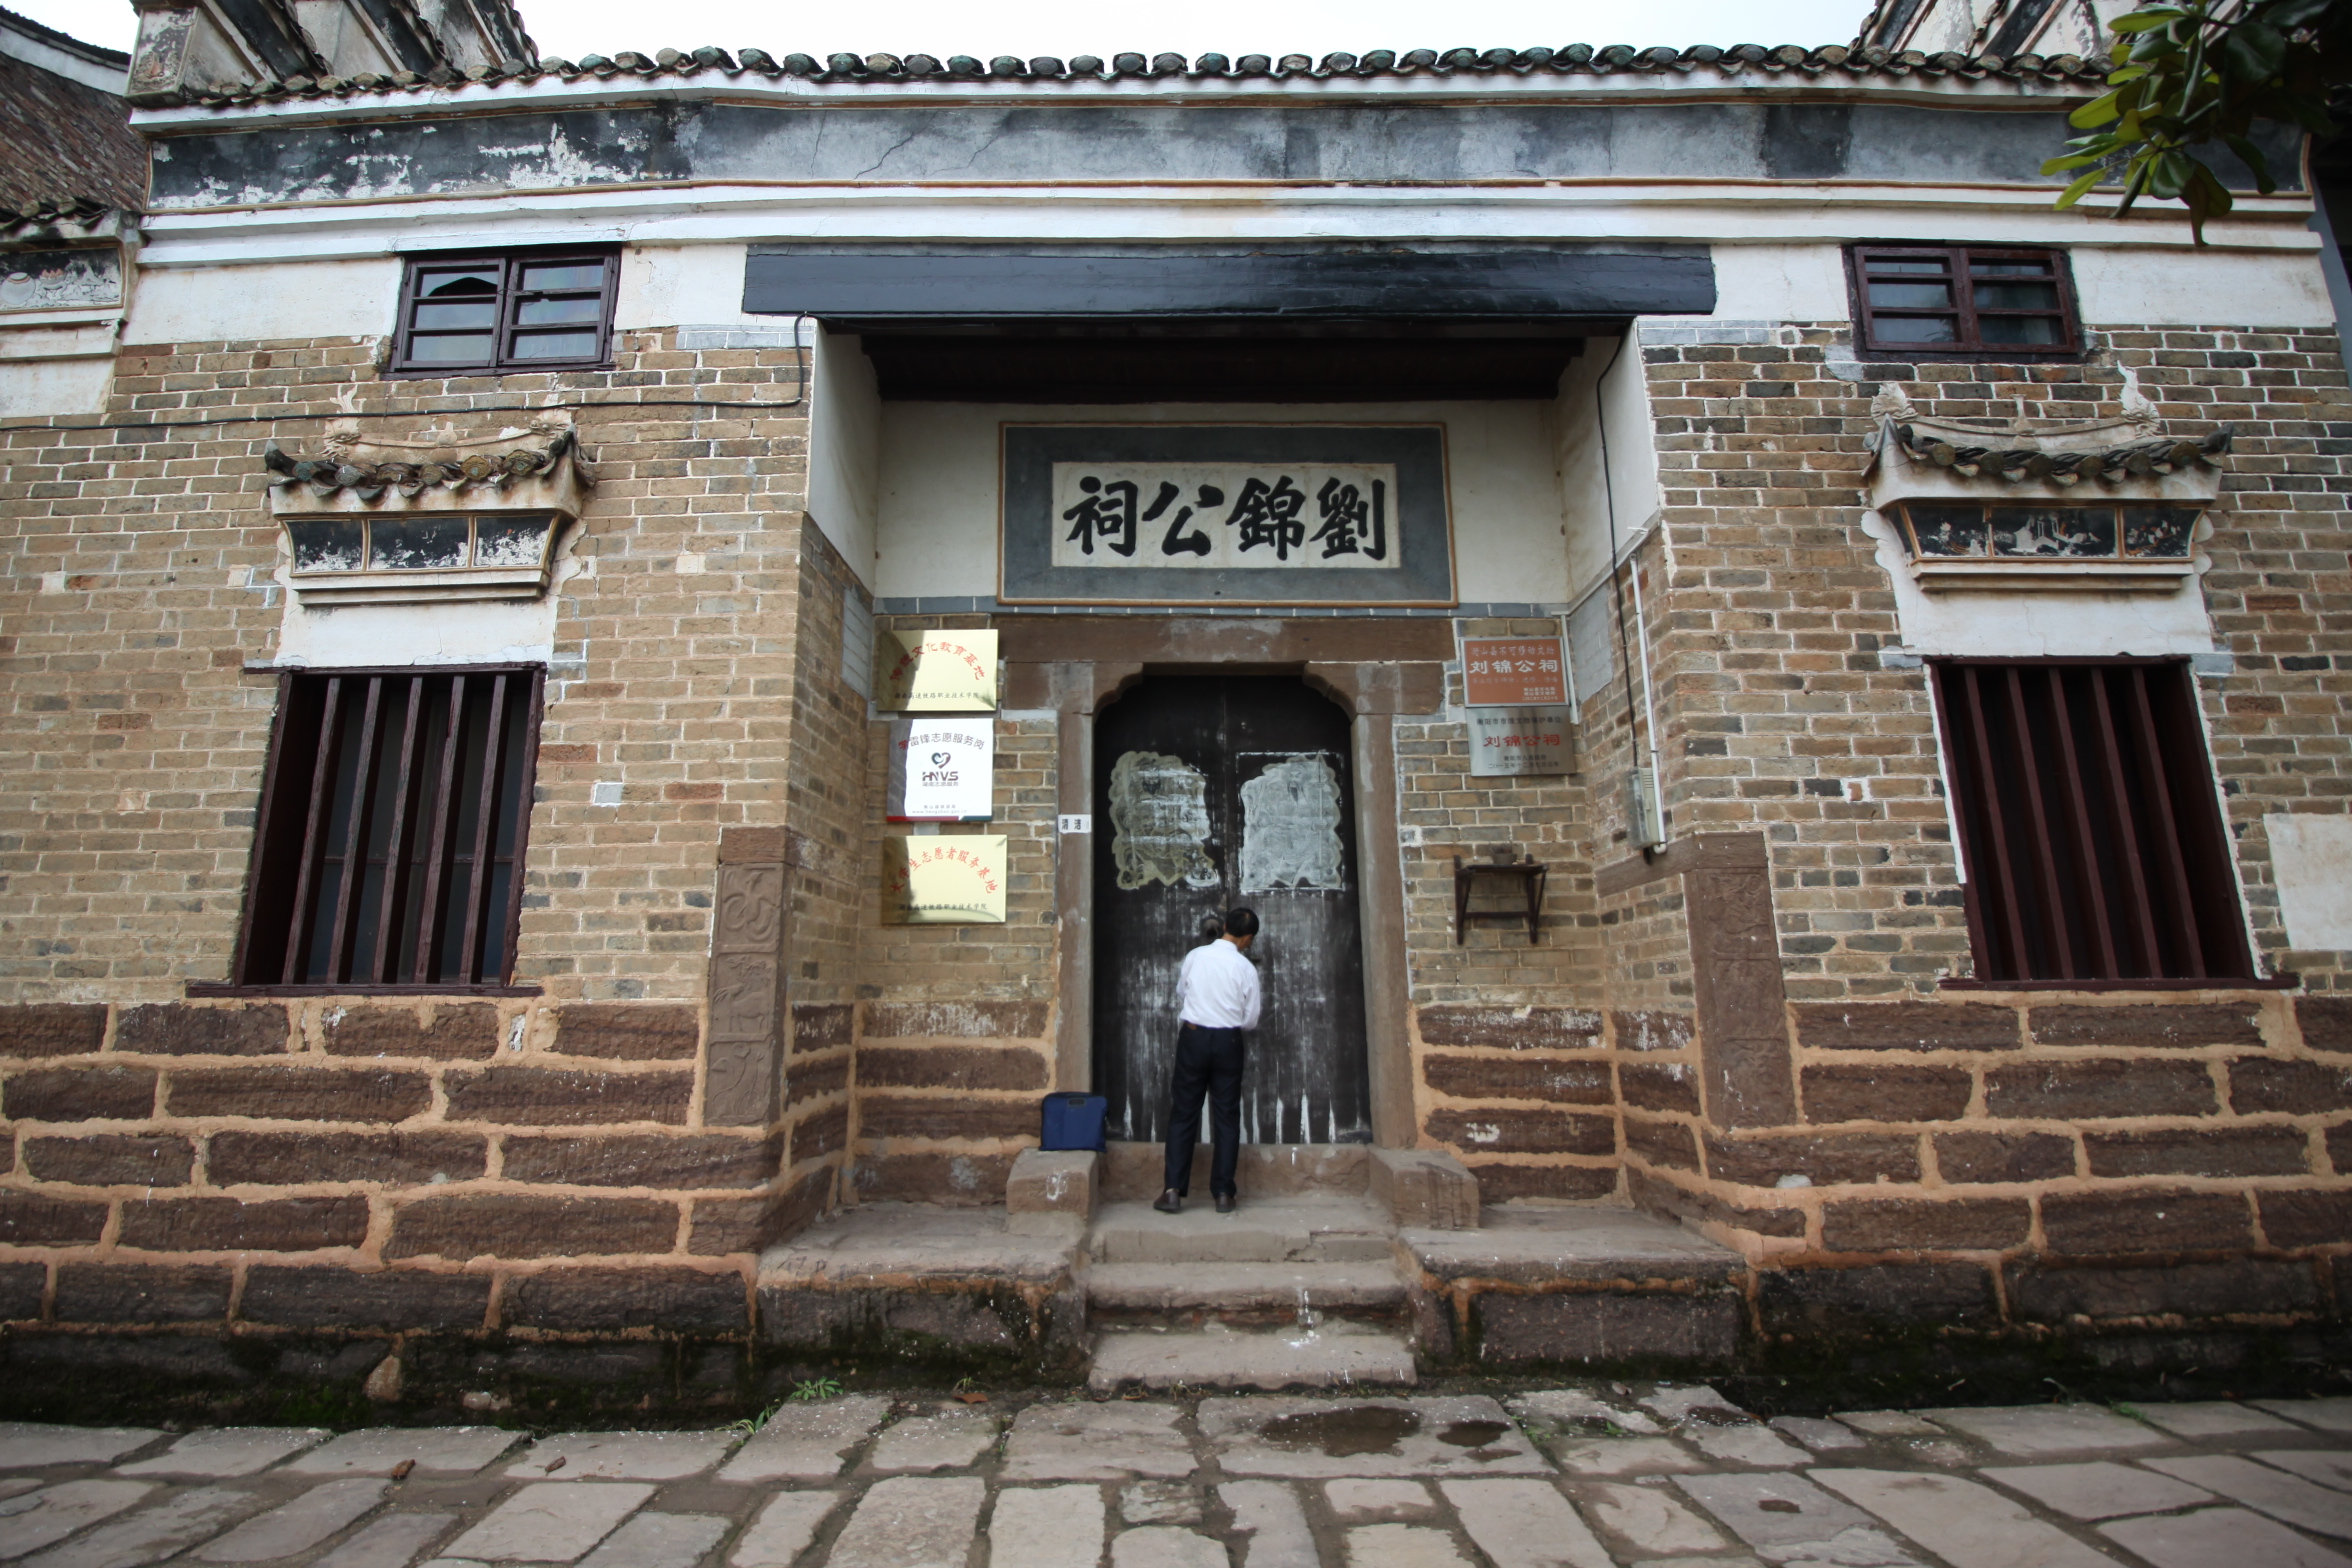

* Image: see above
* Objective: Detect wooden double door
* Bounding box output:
[1091,676,1372,1145]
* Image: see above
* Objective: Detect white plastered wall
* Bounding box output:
[1556,336,1662,604]
[125,257,403,345]
[615,243,769,332]
[807,328,881,590]
[0,351,114,418]
[874,399,1571,606]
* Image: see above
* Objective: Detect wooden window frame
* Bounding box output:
[1928,656,2283,991]
[1847,242,2083,361]
[195,664,545,997]
[389,248,619,377]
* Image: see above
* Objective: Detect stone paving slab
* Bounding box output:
[717,1398,892,1483]
[442,1480,654,1562]
[2143,1453,2352,1538]
[0,1425,162,1471]
[2262,1449,2352,1493]
[726,1490,840,1567]
[11,1388,2352,1566]
[120,1429,331,1479]
[1001,1402,1195,1482]
[987,1484,1105,1568]
[868,1406,1000,1473]
[1,1479,158,1557]
[503,1431,740,1482]
[1916,1402,2180,1457]
[194,1479,389,1562]
[1981,1458,2216,1520]
[2136,1401,2314,1441]
[284,1428,521,1477]
[826,1473,985,1568]
[1201,1395,1546,1478]
[1673,1471,1925,1566]
[21,1484,258,1568]
[1440,1476,1615,1567]
[1569,1479,1729,1556]
[2102,1504,2352,1568]
[1812,1468,2120,1568]
[309,1512,454,1568]
[2260,1400,2352,1435]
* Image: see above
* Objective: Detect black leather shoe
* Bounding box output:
[1214,1192,1237,1215]
[1152,1189,1183,1214]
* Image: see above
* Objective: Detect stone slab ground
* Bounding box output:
[5,1388,2352,1565]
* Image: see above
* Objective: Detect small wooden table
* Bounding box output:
[1454,855,1547,944]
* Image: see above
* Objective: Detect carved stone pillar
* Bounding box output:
[706,827,789,1126]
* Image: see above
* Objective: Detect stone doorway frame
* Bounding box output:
[1001,616,1450,1150]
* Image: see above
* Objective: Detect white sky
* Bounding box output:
[20,0,1872,65]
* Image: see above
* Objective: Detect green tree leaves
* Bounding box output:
[2042,0,2352,241]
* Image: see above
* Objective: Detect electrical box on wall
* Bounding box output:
[1627,767,1665,849]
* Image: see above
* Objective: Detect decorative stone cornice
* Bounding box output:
[261,422,592,604]
[1881,418,2233,488]
[1861,415,2232,594]
[263,425,591,517]
[1864,415,2230,516]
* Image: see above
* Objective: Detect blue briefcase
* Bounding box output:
[1039,1092,1108,1152]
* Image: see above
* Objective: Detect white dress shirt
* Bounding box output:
[1177,937,1261,1030]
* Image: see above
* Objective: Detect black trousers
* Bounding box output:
[1162,1023,1246,1196]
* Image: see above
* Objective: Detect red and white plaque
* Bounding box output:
[1461,637,1567,707]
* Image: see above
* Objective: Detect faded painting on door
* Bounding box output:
[1092,676,1372,1144]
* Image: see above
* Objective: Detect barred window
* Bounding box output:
[1849,244,2080,358]
[1932,658,2255,986]
[215,667,542,993]
[392,251,617,374]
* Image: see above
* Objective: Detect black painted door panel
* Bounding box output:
[1092,676,1371,1144]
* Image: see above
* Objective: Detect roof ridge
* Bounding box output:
[158,41,2107,108]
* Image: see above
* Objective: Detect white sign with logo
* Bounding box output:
[887,719,995,821]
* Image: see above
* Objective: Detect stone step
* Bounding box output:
[1099,1140,1372,1202]
[1087,1321,1419,1394]
[1086,1199,1396,1266]
[1085,1261,1410,1327]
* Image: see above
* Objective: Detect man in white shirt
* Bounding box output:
[1156,907,1261,1216]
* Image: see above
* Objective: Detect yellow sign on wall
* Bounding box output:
[876,629,999,712]
[883,834,1009,924]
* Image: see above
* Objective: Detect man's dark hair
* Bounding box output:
[1223,907,1260,938]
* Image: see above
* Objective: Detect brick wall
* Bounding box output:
[847,613,1062,1204]
[1612,318,2352,1335]
[0,322,826,1365]
[1638,318,2352,1002]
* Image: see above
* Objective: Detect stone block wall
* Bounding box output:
[0,998,769,1343]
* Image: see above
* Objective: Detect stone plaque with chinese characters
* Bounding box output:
[1050,462,1397,570]
[876,629,999,712]
[887,718,994,821]
[1467,706,1574,777]
[883,834,1009,923]
[1461,637,1569,707]
[1001,424,1453,606]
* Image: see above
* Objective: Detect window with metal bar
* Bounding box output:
[224,667,543,992]
[1931,658,2254,986]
